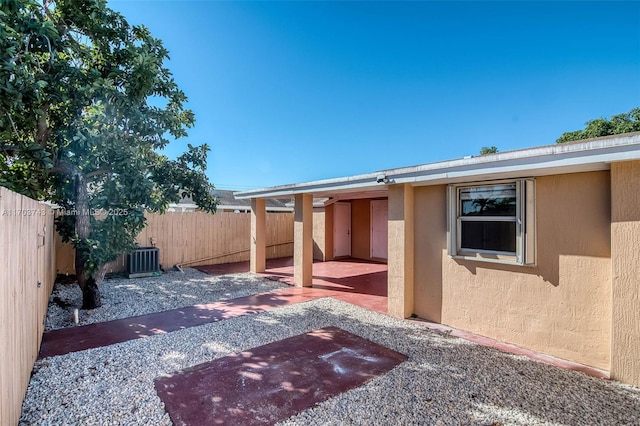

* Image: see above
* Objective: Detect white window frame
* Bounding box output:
[447,178,536,266]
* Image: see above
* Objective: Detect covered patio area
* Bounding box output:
[236,185,412,318]
[196,257,388,314]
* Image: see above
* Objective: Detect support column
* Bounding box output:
[294,193,313,286]
[250,198,266,273]
[611,160,640,387]
[387,184,414,318]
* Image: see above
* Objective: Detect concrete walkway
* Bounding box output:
[40,259,388,359]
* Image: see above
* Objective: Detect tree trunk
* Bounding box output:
[81,263,108,309]
[75,243,86,289]
[81,277,102,309]
[73,173,102,309]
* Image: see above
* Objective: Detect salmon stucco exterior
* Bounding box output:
[410,171,612,370]
[236,132,640,387]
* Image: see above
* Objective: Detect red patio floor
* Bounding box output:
[39,259,387,359]
[196,257,388,314]
[155,326,407,425]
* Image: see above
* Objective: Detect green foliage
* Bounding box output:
[0,0,56,198]
[556,107,640,143]
[1,0,217,281]
[479,146,498,155]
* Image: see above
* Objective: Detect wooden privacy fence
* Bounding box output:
[0,188,57,426]
[0,194,291,425]
[56,210,294,274]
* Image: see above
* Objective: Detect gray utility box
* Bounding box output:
[127,247,161,278]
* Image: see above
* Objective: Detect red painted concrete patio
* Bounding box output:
[39,259,387,359]
[196,257,388,314]
[155,326,407,425]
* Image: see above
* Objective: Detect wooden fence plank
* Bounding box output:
[0,188,56,426]
[56,211,293,273]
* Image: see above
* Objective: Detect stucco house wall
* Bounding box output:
[323,204,334,261]
[611,160,640,385]
[312,208,326,261]
[413,171,612,370]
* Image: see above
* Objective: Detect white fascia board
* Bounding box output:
[284,198,329,208]
[235,133,640,199]
[265,206,294,212]
[166,203,291,212]
[391,139,640,185]
[234,174,383,199]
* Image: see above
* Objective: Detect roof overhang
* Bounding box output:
[167,203,293,212]
[234,132,640,200]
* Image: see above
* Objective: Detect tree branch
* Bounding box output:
[85,168,111,179]
[6,113,19,138]
[51,160,79,176]
[36,104,51,147]
[0,144,19,155]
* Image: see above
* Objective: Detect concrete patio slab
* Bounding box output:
[196,258,388,314]
[154,326,407,426]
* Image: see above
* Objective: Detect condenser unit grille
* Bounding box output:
[127,247,160,278]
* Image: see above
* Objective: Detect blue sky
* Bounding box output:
[109,1,640,190]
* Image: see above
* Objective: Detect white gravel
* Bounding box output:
[45,268,286,330]
[23,274,640,425]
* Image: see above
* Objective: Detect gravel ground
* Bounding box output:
[45,268,286,330]
[22,273,640,425]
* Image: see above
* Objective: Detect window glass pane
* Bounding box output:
[460,184,517,217]
[461,221,516,253]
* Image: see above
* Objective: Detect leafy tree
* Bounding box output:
[479,146,498,155]
[556,107,640,143]
[1,0,217,308]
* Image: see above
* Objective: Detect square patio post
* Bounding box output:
[387,183,414,318]
[294,193,313,286]
[250,198,266,273]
